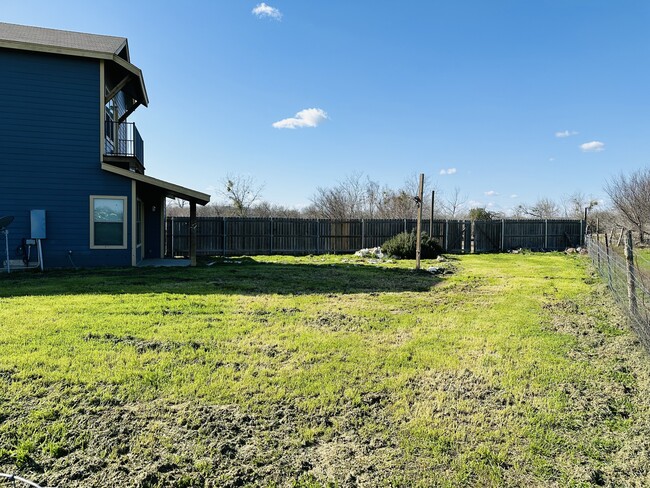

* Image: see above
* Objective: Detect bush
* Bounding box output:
[382,230,443,259]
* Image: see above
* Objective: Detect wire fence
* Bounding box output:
[586,234,650,351]
[0,473,45,488]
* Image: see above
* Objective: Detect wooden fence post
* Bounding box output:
[189,202,197,267]
[501,219,505,251]
[170,216,174,257]
[223,217,227,257]
[625,230,638,317]
[361,219,365,249]
[444,220,449,252]
[269,217,273,255]
[604,233,613,290]
[544,219,548,249]
[415,173,424,270]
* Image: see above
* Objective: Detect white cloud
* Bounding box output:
[484,190,499,197]
[549,157,555,162]
[272,108,328,129]
[555,130,578,138]
[510,194,518,198]
[580,141,605,152]
[439,168,457,175]
[252,3,282,20]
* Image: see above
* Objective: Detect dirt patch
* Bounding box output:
[0,392,406,488]
[83,333,204,354]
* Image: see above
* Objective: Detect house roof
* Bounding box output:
[101,163,211,206]
[0,22,130,60]
[0,22,148,107]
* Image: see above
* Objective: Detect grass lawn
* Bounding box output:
[0,253,649,487]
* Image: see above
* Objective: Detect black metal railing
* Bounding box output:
[105,121,144,164]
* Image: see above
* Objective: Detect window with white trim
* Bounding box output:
[90,196,127,248]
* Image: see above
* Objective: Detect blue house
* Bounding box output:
[0,23,210,269]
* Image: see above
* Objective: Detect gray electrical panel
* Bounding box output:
[31,209,46,239]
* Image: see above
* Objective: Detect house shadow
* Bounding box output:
[0,256,444,298]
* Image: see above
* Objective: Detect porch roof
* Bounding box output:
[101,163,211,205]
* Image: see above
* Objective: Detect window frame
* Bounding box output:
[89,195,128,249]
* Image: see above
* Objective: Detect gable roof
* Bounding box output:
[0,22,129,60]
[0,22,147,106]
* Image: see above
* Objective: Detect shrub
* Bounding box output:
[382,230,443,259]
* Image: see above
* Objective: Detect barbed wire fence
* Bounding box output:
[586,232,650,351]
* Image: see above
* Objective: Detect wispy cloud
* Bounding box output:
[510,194,518,198]
[580,141,605,152]
[439,168,457,175]
[549,157,555,162]
[272,108,328,129]
[555,130,578,138]
[252,3,282,20]
[485,190,499,197]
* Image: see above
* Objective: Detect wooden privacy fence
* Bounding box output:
[166,217,584,257]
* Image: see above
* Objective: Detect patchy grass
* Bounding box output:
[0,253,649,487]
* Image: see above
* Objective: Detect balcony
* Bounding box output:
[104,121,145,172]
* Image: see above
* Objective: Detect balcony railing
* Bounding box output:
[105,121,144,165]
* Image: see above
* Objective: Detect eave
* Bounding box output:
[101,163,210,205]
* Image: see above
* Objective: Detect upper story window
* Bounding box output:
[90,196,127,249]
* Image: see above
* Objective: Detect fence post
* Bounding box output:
[223,217,227,257]
[544,219,548,250]
[625,230,638,317]
[269,217,273,255]
[444,220,449,252]
[580,219,584,246]
[404,218,407,233]
[361,219,365,249]
[604,233,613,290]
[170,216,174,257]
[501,219,505,251]
[316,219,320,254]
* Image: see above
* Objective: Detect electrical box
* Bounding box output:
[30,210,46,239]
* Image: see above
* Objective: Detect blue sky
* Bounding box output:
[3,1,649,212]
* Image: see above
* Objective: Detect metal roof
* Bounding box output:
[0,22,129,60]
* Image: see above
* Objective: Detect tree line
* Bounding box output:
[167,170,645,235]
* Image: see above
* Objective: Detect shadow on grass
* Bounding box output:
[0,257,442,297]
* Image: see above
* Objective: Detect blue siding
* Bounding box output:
[0,49,133,268]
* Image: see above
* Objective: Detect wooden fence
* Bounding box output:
[165,217,584,257]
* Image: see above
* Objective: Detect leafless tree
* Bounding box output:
[439,187,467,218]
[560,191,598,219]
[605,168,650,242]
[219,174,264,217]
[310,173,375,219]
[516,197,560,219]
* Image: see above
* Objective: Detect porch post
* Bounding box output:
[190,201,197,267]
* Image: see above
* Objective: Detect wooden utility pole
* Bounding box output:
[415,173,424,270]
[625,230,638,317]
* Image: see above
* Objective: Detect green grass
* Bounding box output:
[0,253,649,487]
